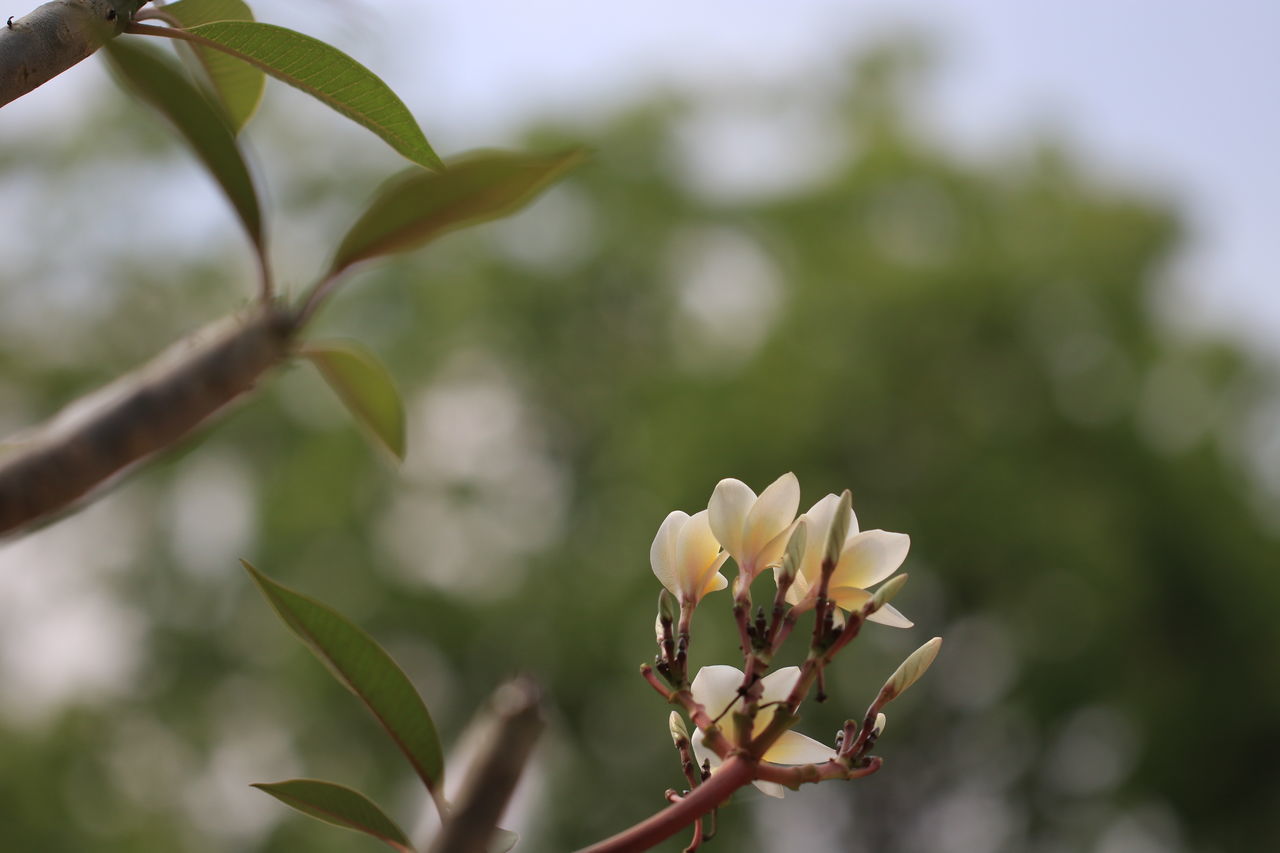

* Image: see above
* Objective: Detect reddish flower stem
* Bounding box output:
[577,749,884,853]
[755,755,883,786]
[732,596,753,662]
[765,569,794,648]
[642,666,712,723]
[673,601,695,685]
[770,610,797,652]
[575,756,755,853]
[843,682,893,758]
[682,815,704,853]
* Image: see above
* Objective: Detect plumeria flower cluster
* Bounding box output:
[638,474,942,851]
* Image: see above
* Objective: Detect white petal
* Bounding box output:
[763,730,837,765]
[828,586,872,613]
[757,666,802,706]
[867,602,913,628]
[752,780,787,798]
[675,510,722,600]
[699,552,731,599]
[741,473,800,564]
[690,728,718,771]
[797,494,840,581]
[835,530,910,590]
[650,511,687,595]
[755,520,800,576]
[690,665,745,715]
[708,478,754,560]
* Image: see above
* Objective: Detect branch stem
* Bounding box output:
[0,0,137,108]
[574,756,753,853]
[0,305,298,538]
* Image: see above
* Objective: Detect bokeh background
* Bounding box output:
[2,2,1278,851]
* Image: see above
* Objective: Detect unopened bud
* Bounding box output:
[869,574,908,613]
[883,637,942,701]
[657,588,676,626]
[872,712,887,739]
[822,490,853,576]
[669,711,690,747]
[776,519,807,585]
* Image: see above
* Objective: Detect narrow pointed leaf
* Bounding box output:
[252,779,414,852]
[164,0,264,132]
[302,340,406,460]
[331,148,586,274]
[178,21,441,169]
[104,37,263,254]
[243,561,444,794]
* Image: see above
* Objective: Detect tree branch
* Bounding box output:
[0,303,298,538]
[0,0,143,108]
[429,678,543,853]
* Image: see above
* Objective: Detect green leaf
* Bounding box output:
[104,37,263,255]
[243,561,444,795]
[164,0,264,133]
[181,21,441,169]
[302,340,406,460]
[331,148,587,274]
[252,779,414,853]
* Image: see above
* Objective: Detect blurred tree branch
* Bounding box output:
[429,678,543,853]
[0,0,144,107]
[0,304,297,538]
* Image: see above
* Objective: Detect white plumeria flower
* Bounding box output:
[783,494,913,628]
[708,472,801,584]
[650,509,729,605]
[689,665,836,798]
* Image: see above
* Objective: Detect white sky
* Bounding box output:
[274,0,1278,359]
[2,0,1275,357]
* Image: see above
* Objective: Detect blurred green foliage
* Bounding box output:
[1,40,1278,853]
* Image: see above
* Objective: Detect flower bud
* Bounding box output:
[657,588,676,626]
[868,574,908,613]
[872,712,887,739]
[775,519,807,586]
[669,711,690,747]
[821,490,853,578]
[882,637,942,701]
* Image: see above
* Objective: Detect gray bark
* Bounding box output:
[0,0,141,107]
[429,678,543,853]
[0,306,298,537]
